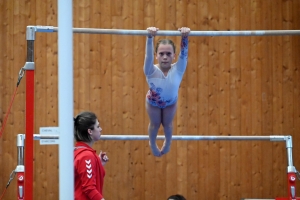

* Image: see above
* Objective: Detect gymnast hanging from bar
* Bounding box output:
[144,26,190,157]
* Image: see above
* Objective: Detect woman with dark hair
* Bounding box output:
[74,111,109,200]
[167,194,186,200]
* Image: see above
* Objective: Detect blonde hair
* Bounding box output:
[155,39,176,53]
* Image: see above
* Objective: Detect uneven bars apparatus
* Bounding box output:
[20,25,300,200]
[16,134,299,200]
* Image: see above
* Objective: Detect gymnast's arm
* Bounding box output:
[176,28,190,73]
[176,36,189,73]
[143,36,155,76]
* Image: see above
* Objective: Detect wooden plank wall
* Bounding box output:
[0,0,300,199]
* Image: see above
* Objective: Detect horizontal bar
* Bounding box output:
[33,134,59,140]
[32,134,287,141]
[57,28,300,36]
[101,135,287,141]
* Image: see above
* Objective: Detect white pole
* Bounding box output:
[58,0,73,199]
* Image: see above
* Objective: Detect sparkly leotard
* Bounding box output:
[143,37,189,108]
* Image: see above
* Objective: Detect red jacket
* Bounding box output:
[74,142,105,200]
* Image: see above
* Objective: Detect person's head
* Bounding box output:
[74,111,102,143]
[155,39,176,69]
[167,194,186,200]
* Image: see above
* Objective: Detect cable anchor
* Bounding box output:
[17,67,25,87]
[6,170,16,188]
[296,169,300,181]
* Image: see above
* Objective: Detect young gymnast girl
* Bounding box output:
[144,26,190,156]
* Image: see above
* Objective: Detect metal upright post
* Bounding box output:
[24,26,36,200]
[276,136,300,200]
[15,134,25,200]
[285,136,299,200]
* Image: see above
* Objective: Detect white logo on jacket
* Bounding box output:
[85,159,92,178]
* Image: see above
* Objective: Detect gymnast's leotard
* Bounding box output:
[144,37,188,108]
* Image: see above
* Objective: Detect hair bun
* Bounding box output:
[74,117,78,126]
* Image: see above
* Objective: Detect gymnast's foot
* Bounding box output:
[149,141,161,157]
[160,140,171,155]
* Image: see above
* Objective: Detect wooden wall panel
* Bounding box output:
[270,0,285,198]
[45,0,58,198]
[89,0,101,117]
[0,0,300,200]
[1,1,15,200]
[94,0,114,198]
[197,2,209,200]
[186,1,200,199]
[0,0,3,187]
[34,0,48,198]
[261,0,273,197]
[239,0,252,198]
[122,2,134,180]
[218,1,231,199]
[229,0,242,199]
[131,2,146,199]
[208,1,221,199]
[250,0,263,198]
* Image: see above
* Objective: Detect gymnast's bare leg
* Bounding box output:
[146,101,162,157]
[160,102,177,155]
